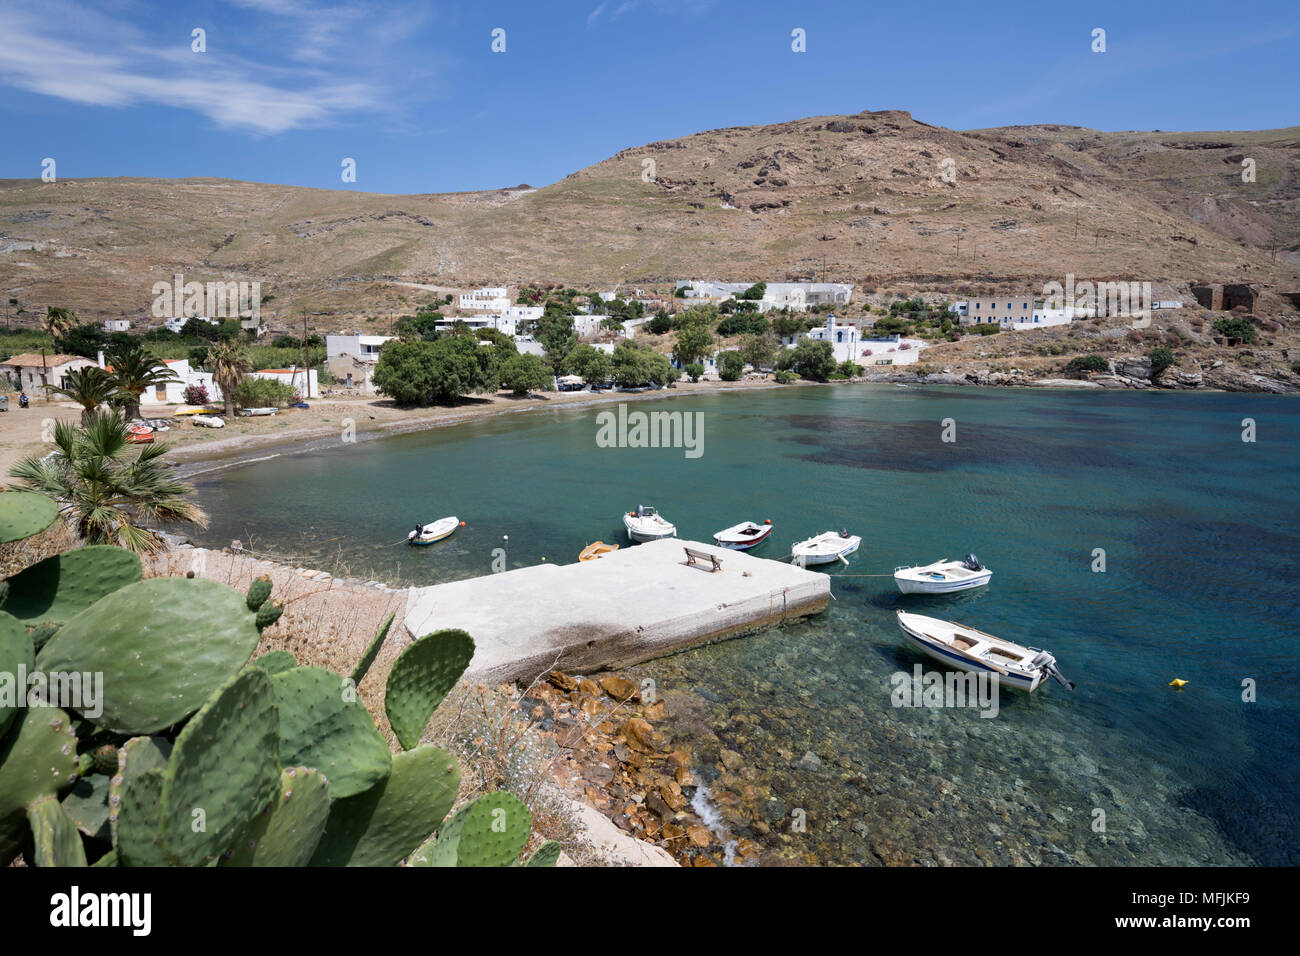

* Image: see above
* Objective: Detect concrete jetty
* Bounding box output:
[404,539,830,683]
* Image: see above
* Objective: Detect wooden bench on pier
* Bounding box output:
[683,547,723,573]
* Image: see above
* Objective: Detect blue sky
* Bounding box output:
[1,0,1296,194]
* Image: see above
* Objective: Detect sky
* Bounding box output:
[0,0,1296,194]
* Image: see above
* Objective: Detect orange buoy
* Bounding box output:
[764,518,772,524]
[459,520,466,527]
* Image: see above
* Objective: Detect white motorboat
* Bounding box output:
[191,415,224,428]
[791,529,861,566]
[623,505,676,542]
[894,554,992,594]
[408,516,460,546]
[895,611,1074,693]
[712,520,773,551]
[241,406,277,416]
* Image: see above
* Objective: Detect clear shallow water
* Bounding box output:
[187,385,1300,865]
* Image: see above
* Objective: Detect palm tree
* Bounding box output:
[207,340,252,417]
[43,365,119,425]
[43,306,77,346]
[105,341,178,420]
[9,412,208,553]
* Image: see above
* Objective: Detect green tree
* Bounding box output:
[43,306,77,346]
[373,336,494,404]
[9,412,208,553]
[105,342,179,420]
[43,365,119,425]
[60,323,109,358]
[646,311,674,335]
[1149,347,1175,375]
[673,322,714,367]
[718,351,745,381]
[500,353,553,395]
[535,313,578,371]
[206,340,252,417]
[685,362,704,382]
[738,282,767,301]
[183,317,220,341]
[739,330,778,369]
[1064,354,1110,377]
[565,343,614,382]
[783,339,836,381]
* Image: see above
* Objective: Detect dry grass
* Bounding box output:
[0,518,79,578]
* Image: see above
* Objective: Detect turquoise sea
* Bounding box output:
[185,385,1300,866]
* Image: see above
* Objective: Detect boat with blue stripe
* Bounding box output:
[895,610,1074,694]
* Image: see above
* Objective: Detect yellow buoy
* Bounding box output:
[1169,678,1189,689]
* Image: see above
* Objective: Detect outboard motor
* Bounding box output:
[962,552,982,571]
[1030,651,1075,691]
[839,527,849,538]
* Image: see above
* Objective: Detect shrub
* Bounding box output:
[837,360,862,378]
[1149,347,1175,375]
[182,384,210,405]
[1064,355,1110,377]
[971,323,1001,336]
[774,370,797,384]
[233,377,297,408]
[717,351,745,381]
[499,353,553,396]
[685,362,704,382]
[784,338,837,381]
[1213,316,1256,344]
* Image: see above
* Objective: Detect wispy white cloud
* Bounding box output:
[587,3,607,28]
[0,0,435,134]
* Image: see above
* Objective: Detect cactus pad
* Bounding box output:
[157,668,281,866]
[349,612,393,686]
[113,767,166,867]
[448,792,532,867]
[220,766,329,867]
[0,545,142,625]
[251,650,296,675]
[525,840,562,867]
[0,707,78,863]
[61,773,112,841]
[270,666,391,799]
[0,491,58,544]
[255,600,283,632]
[246,575,272,611]
[308,744,460,867]
[37,577,262,734]
[0,611,34,739]
[27,794,89,867]
[385,629,474,750]
[109,737,171,865]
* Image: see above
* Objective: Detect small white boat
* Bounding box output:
[895,611,1074,693]
[241,407,277,417]
[623,505,676,542]
[791,529,861,566]
[191,415,224,428]
[408,516,460,546]
[713,520,773,551]
[894,554,992,594]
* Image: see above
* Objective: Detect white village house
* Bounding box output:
[458,287,511,311]
[675,280,853,313]
[0,353,98,394]
[103,319,131,333]
[326,334,396,393]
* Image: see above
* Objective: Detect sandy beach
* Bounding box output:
[1,377,790,478]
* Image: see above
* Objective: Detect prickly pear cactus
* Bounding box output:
[270,666,391,799]
[0,491,58,544]
[246,575,272,612]
[0,707,78,864]
[157,668,281,866]
[408,792,532,868]
[220,766,329,867]
[113,767,166,867]
[0,545,141,625]
[349,612,393,686]
[255,600,283,632]
[27,621,60,652]
[61,772,112,842]
[0,612,33,739]
[385,629,475,750]
[27,794,89,867]
[308,745,460,867]
[36,577,262,734]
[525,841,562,867]
[251,650,296,675]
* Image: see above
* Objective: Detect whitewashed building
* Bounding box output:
[675,280,852,313]
[326,334,395,393]
[458,287,510,311]
[103,319,131,333]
